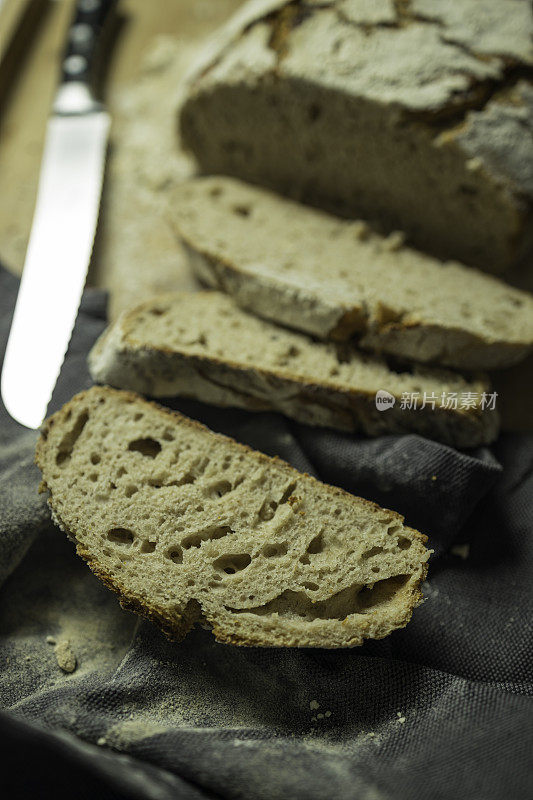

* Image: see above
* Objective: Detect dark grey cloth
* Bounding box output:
[0,266,106,585]
[0,264,531,800]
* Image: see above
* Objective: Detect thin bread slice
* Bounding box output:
[169,176,533,370]
[35,386,430,648]
[88,291,498,449]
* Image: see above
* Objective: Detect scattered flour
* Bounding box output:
[103,718,168,750]
[100,36,202,319]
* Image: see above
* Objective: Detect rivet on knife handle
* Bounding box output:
[61,0,116,93]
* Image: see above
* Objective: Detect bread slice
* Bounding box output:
[88,291,498,449]
[169,177,533,371]
[178,0,533,273]
[35,386,430,648]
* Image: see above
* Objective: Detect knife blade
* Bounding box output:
[1,0,116,429]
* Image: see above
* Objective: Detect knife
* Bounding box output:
[1,0,116,429]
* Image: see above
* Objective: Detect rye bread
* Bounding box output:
[169,177,533,371]
[178,0,533,273]
[35,386,430,648]
[88,290,499,448]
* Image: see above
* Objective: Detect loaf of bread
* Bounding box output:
[179,0,533,273]
[35,387,430,647]
[88,291,498,448]
[170,176,533,370]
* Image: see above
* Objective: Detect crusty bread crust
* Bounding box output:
[36,387,429,648]
[89,293,499,449]
[169,177,533,371]
[178,1,533,273]
[186,239,533,370]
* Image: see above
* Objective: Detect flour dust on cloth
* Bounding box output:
[0,265,531,800]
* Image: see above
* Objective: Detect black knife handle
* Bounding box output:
[60,0,117,93]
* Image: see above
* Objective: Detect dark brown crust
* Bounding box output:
[329,307,368,341]
[35,387,429,647]
[82,548,202,642]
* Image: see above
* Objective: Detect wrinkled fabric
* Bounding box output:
[0,265,531,800]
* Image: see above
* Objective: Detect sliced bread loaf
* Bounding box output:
[89,291,498,448]
[169,177,533,370]
[179,0,533,273]
[35,386,430,648]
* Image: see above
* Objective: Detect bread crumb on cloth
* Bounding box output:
[54,639,77,673]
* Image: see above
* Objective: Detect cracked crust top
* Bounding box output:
[179,0,533,271]
[185,0,533,117]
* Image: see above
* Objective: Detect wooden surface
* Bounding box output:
[0,0,243,277]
